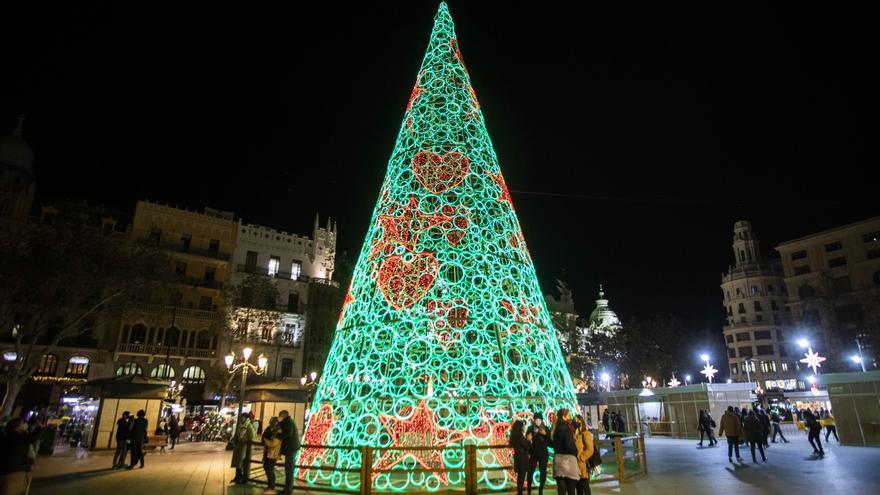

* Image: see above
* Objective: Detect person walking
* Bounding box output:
[804,410,825,457]
[278,410,300,495]
[705,411,717,446]
[0,417,44,495]
[262,417,282,495]
[526,412,549,495]
[509,419,531,495]
[718,406,745,463]
[601,410,610,439]
[757,409,771,448]
[127,410,148,469]
[112,411,131,468]
[572,414,594,495]
[822,410,839,443]
[550,408,579,495]
[697,410,716,447]
[168,415,180,450]
[770,410,789,443]
[231,412,258,484]
[744,411,767,463]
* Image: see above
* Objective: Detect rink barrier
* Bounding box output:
[243,433,647,494]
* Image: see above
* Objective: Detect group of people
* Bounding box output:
[600,410,626,439]
[112,410,150,469]
[0,415,46,494]
[510,409,598,495]
[229,410,300,495]
[716,405,835,463]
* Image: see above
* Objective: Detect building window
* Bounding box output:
[291,260,302,280]
[37,354,58,376]
[757,345,774,356]
[862,231,880,243]
[246,251,258,269]
[798,284,816,299]
[779,343,788,357]
[767,285,774,293]
[65,356,90,378]
[204,266,216,283]
[726,335,734,343]
[726,291,731,301]
[736,332,751,342]
[149,227,162,244]
[735,288,743,297]
[771,300,778,310]
[832,276,852,294]
[281,359,293,378]
[744,360,756,372]
[182,366,206,384]
[208,239,220,255]
[740,316,747,323]
[760,361,770,373]
[754,330,772,340]
[199,296,213,311]
[828,257,847,268]
[751,285,759,295]
[727,306,733,316]
[738,303,746,314]
[754,301,762,312]
[181,234,192,251]
[824,241,843,252]
[731,364,739,375]
[756,314,763,321]
[794,265,810,275]
[261,323,273,342]
[116,362,143,376]
[868,248,880,260]
[287,293,300,313]
[739,347,753,358]
[175,262,187,277]
[791,250,807,261]
[268,256,281,277]
[728,348,737,358]
[780,284,787,293]
[769,361,777,372]
[151,364,175,379]
[781,362,789,372]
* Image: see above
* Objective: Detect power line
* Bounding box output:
[509,190,860,208]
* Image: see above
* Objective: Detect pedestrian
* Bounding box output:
[262,417,282,495]
[744,411,767,463]
[127,410,149,469]
[509,419,531,495]
[112,411,131,468]
[0,417,44,495]
[821,410,839,442]
[697,410,716,447]
[572,414,594,495]
[601,410,610,439]
[757,409,771,448]
[705,411,717,446]
[278,409,300,495]
[718,406,745,463]
[231,412,258,484]
[526,412,549,495]
[168,415,180,450]
[770,410,789,443]
[550,408,579,495]
[803,410,824,457]
[614,411,626,434]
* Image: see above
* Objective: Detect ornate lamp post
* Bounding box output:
[225,347,267,440]
[300,371,320,420]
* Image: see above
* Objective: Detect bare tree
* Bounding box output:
[0,217,171,417]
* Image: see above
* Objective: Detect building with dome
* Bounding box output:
[586,285,622,337]
[0,115,35,227]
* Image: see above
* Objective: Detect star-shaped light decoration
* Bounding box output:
[700,363,718,383]
[800,347,826,375]
[372,400,457,485]
[668,374,681,388]
[487,169,514,209]
[369,197,451,259]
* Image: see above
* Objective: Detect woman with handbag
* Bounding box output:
[550,408,579,495]
[261,417,282,495]
[572,415,594,495]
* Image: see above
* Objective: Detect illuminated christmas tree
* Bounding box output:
[298,3,577,491]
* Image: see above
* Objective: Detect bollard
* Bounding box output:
[615,437,624,481]
[639,435,647,475]
[360,446,373,495]
[465,444,477,495]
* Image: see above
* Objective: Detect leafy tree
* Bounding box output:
[0,215,171,417]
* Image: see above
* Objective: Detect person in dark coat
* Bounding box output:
[757,409,771,448]
[804,410,824,457]
[551,409,579,495]
[527,412,550,495]
[743,411,766,462]
[127,410,149,469]
[770,410,789,443]
[509,419,531,495]
[168,415,181,450]
[697,410,716,447]
[278,410,300,495]
[0,417,44,494]
[601,410,610,438]
[112,411,131,468]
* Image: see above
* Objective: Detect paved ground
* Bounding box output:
[29,435,880,494]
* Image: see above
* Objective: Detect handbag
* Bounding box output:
[588,446,602,469]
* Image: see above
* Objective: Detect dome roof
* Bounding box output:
[588,285,621,330]
[0,115,34,176]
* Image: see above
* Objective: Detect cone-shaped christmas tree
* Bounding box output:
[298,3,576,491]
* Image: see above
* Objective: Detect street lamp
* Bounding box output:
[600,372,611,391]
[852,355,867,373]
[225,347,267,440]
[684,374,691,386]
[798,338,810,349]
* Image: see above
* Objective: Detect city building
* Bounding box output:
[720,221,797,391]
[228,215,338,382]
[776,216,880,371]
[586,285,622,337]
[0,115,35,229]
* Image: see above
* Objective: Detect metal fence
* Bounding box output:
[244,433,647,494]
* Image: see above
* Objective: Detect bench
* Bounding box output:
[145,434,168,454]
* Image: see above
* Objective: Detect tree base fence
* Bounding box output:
[245,434,647,494]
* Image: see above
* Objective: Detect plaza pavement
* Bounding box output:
[29,435,880,494]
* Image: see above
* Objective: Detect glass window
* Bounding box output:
[751,285,759,295]
[287,293,300,313]
[736,332,751,342]
[754,330,772,340]
[208,239,220,255]
[738,303,746,314]
[828,257,847,268]
[181,233,192,251]
[862,231,880,243]
[290,260,302,280]
[151,364,175,379]
[760,361,770,373]
[757,345,774,356]
[754,301,762,311]
[781,362,789,371]
[791,250,807,260]
[37,354,58,376]
[731,364,739,375]
[767,285,774,293]
[769,361,777,372]
[116,362,143,376]
[182,366,206,384]
[824,241,843,252]
[281,359,293,378]
[268,255,281,277]
[739,347,753,358]
[798,284,816,299]
[771,300,778,310]
[65,356,90,378]
[794,265,810,275]
[246,251,258,269]
[728,347,737,358]
[725,335,734,343]
[868,248,880,260]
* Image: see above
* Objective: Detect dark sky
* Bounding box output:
[3,2,876,366]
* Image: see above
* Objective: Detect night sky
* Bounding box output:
[3,2,876,366]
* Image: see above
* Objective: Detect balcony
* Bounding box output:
[117,342,216,359]
[235,265,340,287]
[230,331,302,348]
[138,238,230,261]
[125,302,221,321]
[181,276,224,290]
